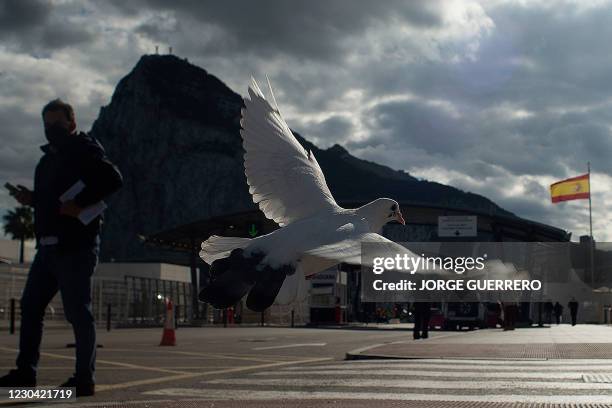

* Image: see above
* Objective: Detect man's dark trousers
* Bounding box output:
[16,244,98,383]
[413,302,431,339]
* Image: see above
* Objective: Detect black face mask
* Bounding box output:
[45,123,71,146]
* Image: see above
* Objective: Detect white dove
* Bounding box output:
[198,78,416,312]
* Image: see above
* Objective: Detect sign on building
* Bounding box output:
[438,215,477,237]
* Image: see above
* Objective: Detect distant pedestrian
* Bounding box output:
[503,302,517,331]
[568,297,579,326]
[227,306,234,325]
[554,302,563,325]
[335,297,342,324]
[376,307,386,323]
[234,302,243,325]
[544,301,553,325]
[413,302,431,340]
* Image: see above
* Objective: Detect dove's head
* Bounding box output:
[357,198,405,233]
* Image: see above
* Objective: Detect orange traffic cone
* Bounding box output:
[160,300,176,346]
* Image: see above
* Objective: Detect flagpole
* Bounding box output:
[588,162,594,284]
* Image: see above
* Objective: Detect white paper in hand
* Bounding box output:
[60,180,107,225]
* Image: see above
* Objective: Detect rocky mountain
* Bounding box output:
[90,54,512,262]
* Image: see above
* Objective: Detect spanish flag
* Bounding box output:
[550,173,590,203]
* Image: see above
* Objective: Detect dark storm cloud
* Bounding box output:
[471,110,612,177]
[355,91,612,185]
[492,194,552,225]
[128,0,442,60]
[38,25,94,50]
[339,1,612,187]
[295,116,354,147]
[352,3,612,113]
[0,0,49,34]
[365,99,474,154]
[0,0,93,53]
[0,106,45,179]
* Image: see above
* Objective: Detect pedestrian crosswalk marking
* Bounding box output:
[205,377,612,390]
[254,369,584,379]
[280,363,612,371]
[143,388,612,404]
[583,373,612,383]
[286,358,612,367]
[143,358,612,404]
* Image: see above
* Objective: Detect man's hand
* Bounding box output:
[59,200,82,218]
[11,185,33,206]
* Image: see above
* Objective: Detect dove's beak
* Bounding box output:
[396,211,405,225]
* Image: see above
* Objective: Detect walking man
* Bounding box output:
[568,297,579,326]
[0,99,123,396]
[554,301,564,325]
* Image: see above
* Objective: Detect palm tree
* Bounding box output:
[2,206,35,264]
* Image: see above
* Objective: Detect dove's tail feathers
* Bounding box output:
[246,262,293,312]
[198,247,293,312]
[199,235,252,265]
[198,248,258,309]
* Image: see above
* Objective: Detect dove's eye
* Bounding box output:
[391,204,397,211]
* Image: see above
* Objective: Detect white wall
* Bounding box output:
[95,262,191,282]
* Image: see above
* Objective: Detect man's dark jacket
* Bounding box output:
[33,131,123,250]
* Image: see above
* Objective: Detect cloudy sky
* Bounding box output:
[1,0,611,242]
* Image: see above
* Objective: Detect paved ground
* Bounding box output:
[0,324,423,406]
[0,324,612,407]
[348,324,612,359]
[142,358,612,405]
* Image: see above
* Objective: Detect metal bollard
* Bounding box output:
[10,298,15,335]
[106,304,112,332]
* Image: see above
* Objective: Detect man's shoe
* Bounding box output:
[0,369,36,387]
[60,377,95,397]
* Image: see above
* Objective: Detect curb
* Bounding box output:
[345,343,419,360]
[346,352,550,361]
[346,352,420,360]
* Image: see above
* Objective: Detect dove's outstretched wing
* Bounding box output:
[241,78,341,227]
[295,221,454,278]
[300,231,415,273]
[299,225,496,283]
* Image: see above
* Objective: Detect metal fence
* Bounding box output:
[120,275,193,326]
[0,265,194,328]
[1,264,307,328]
